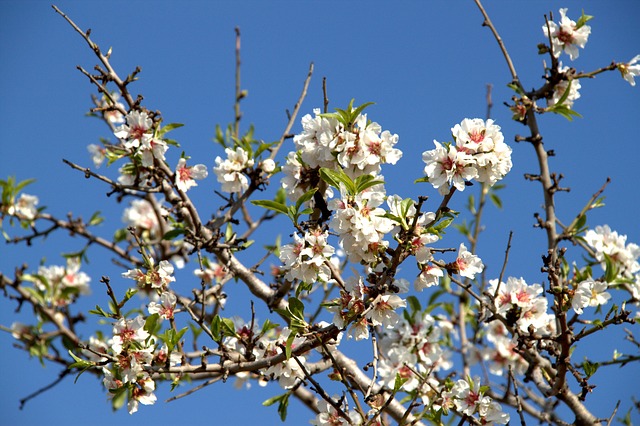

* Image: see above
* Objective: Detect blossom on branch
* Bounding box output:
[147,291,177,319]
[175,158,208,192]
[454,243,484,279]
[213,146,254,193]
[8,193,39,220]
[544,8,591,61]
[584,224,640,278]
[114,110,153,149]
[422,118,511,195]
[572,279,611,314]
[548,64,581,108]
[618,55,640,86]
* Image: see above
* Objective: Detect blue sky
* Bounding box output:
[1,1,639,425]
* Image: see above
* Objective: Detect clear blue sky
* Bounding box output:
[1,1,639,425]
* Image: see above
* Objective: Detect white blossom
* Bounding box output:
[618,55,640,86]
[213,147,254,193]
[543,8,591,61]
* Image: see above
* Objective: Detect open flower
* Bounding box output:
[148,291,177,319]
[455,243,484,279]
[8,193,39,220]
[618,55,640,86]
[114,110,153,149]
[572,279,611,314]
[544,8,591,61]
[213,147,254,193]
[175,158,208,192]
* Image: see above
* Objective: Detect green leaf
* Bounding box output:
[506,82,526,96]
[354,174,385,194]
[261,319,280,336]
[406,296,422,314]
[162,228,185,241]
[576,10,594,29]
[583,360,599,378]
[251,199,289,216]
[111,386,127,411]
[603,254,619,283]
[393,373,408,392]
[295,188,318,211]
[489,193,503,209]
[287,297,308,331]
[319,167,356,195]
[15,177,36,193]
[67,350,94,383]
[144,313,161,336]
[113,228,129,243]
[156,122,184,138]
[263,392,290,422]
[88,211,104,226]
[414,176,430,184]
[221,317,237,338]
[122,288,138,305]
[295,281,313,297]
[211,315,222,342]
[89,304,112,318]
[547,82,583,121]
[284,332,296,360]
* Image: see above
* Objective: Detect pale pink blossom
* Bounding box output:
[148,291,177,319]
[175,158,208,192]
[114,110,153,148]
[572,279,611,314]
[111,315,150,354]
[544,8,591,61]
[8,193,39,220]
[455,243,484,279]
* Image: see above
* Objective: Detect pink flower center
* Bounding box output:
[557,29,574,45]
[130,125,147,141]
[178,166,192,182]
[398,365,413,379]
[368,141,382,156]
[465,391,480,407]
[469,129,485,143]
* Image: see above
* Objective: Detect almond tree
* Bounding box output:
[2,3,639,425]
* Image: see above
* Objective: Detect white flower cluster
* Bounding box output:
[378,310,453,393]
[30,257,91,308]
[122,258,176,291]
[7,193,39,220]
[544,8,591,61]
[104,316,156,414]
[584,225,640,279]
[310,397,363,426]
[222,322,308,389]
[282,107,401,203]
[122,198,167,237]
[437,377,510,424]
[279,228,335,283]
[294,108,401,176]
[213,147,255,193]
[325,275,406,341]
[474,321,527,377]
[114,110,169,168]
[99,256,181,414]
[548,64,581,108]
[422,118,512,195]
[485,277,555,334]
[329,188,394,264]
